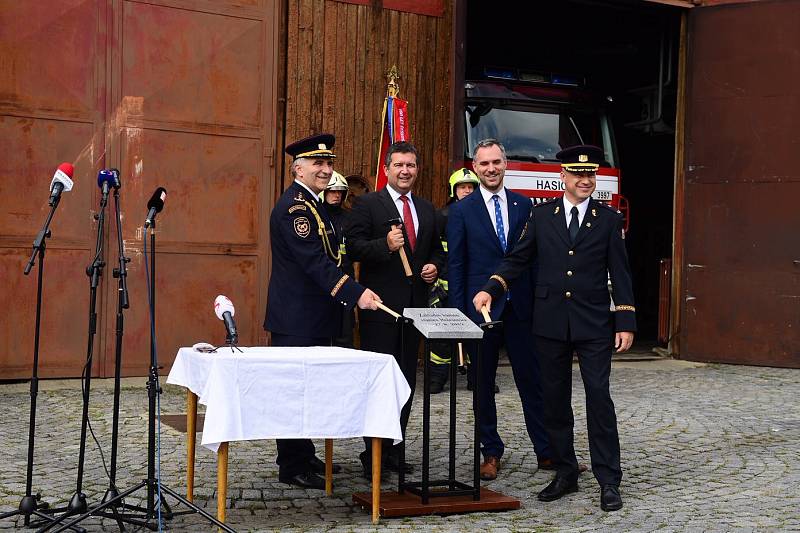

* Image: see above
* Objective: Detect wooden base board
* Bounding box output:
[352,488,520,518]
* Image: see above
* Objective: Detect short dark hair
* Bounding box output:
[384,141,419,168]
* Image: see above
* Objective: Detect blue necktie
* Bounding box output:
[492,194,507,252]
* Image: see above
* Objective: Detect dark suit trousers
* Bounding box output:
[271,333,330,478]
[478,301,550,461]
[359,320,421,456]
[535,334,622,486]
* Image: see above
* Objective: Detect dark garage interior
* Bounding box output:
[466,0,683,344]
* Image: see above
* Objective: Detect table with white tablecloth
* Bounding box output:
[166,346,412,524]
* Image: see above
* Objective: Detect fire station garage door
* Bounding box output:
[0,1,279,378]
[681,1,800,367]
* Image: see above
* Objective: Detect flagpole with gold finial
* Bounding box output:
[375,66,401,188]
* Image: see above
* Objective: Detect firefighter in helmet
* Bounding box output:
[322,171,356,347]
[429,168,481,393]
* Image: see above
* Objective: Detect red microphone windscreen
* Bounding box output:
[57,162,75,178]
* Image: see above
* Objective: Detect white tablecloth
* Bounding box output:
[166,346,411,452]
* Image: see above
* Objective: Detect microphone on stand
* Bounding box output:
[214,295,239,346]
[97,169,116,198]
[49,163,75,207]
[144,187,167,228]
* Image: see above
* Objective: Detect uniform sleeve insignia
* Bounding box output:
[294,191,305,202]
[288,204,307,213]
[293,216,311,238]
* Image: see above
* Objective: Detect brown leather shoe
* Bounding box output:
[480,456,500,480]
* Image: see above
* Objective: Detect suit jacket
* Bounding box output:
[346,187,445,324]
[483,197,636,341]
[448,188,535,325]
[264,181,364,337]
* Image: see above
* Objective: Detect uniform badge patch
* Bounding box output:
[294,192,305,202]
[294,216,311,238]
[289,204,307,213]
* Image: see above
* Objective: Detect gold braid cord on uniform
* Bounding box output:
[490,274,509,292]
[331,274,349,297]
[304,200,342,267]
[615,305,636,312]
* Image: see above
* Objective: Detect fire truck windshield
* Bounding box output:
[465,105,616,167]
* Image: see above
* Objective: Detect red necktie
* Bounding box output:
[400,195,417,252]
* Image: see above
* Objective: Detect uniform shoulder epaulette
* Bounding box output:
[533,197,557,209]
[597,201,621,214]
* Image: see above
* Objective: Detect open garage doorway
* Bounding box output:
[462,0,683,347]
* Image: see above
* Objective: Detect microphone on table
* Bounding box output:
[144,187,167,228]
[214,295,239,346]
[49,162,75,207]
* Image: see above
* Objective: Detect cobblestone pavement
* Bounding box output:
[2,359,799,532]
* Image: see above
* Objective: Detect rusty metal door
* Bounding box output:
[681,0,800,367]
[0,0,279,378]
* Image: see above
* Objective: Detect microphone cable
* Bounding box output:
[142,225,164,533]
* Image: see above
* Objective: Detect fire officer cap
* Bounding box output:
[285,133,336,160]
[557,144,604,173]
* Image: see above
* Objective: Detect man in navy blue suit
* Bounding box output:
[447,138,551,481]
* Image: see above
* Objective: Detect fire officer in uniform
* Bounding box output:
[265,133,382,490]
[473,144,635,512]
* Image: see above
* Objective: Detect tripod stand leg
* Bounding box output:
[159,484,236,533]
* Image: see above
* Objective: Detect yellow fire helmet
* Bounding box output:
[321,171,349,203]
[448,168,480,198]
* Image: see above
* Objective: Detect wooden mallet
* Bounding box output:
[480,305,501,330]
[386,217,413,278]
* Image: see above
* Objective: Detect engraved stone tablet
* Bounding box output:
[402,308,484,339]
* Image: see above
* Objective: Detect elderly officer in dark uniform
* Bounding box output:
[265,133,382,489]
[473,144,635,512]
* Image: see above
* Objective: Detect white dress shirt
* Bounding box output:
[386,185,419,237]
[563,195,590,229]
[479,185,509,244]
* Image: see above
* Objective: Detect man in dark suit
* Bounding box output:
[473,144,635,512]
[265,133,381,490]
[448,139,551,481]
[346,141,445,475]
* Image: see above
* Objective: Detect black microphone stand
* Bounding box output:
[100,180,130,510]
[35,183,111,533]
[50,209,236,533]
[0,197,71,528]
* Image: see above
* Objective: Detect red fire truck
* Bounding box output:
[464,70,629,228]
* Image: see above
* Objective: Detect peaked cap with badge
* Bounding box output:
[285,133,337,160]
[556,144,604,173]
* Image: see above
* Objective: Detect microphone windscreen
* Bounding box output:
[147,187,167,212]
[214,295,235,320]
[97,169,116,189]
[51,162,75,193]
[57,162,74,178]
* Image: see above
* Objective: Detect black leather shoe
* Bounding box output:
[279,472,325,490]
[600,484,623,511]
[537,476,578,502]
[308,455,341,474]
[384,454,414,474]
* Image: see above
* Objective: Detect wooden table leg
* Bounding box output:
[217,442,229,526]
[186,390,197,502]
[371,437,382,524]
[325,439,333,495]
